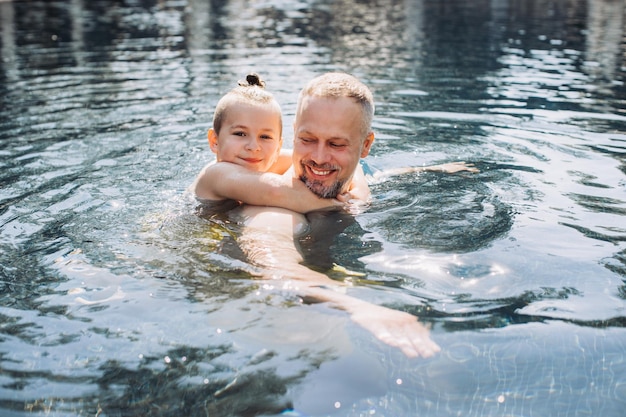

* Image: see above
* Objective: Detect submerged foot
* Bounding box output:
[349,304,440,358]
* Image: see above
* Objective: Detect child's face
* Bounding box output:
[210,103,282,172]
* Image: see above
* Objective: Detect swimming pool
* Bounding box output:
[1,0,625,415]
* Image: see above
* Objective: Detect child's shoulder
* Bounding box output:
[269,149,293,174]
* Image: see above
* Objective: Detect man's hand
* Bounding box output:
[428,161,479,173]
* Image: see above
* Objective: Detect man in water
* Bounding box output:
[234,72,440,358]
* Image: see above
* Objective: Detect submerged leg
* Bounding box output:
[237,207,440,358]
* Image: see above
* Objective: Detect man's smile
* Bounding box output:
[303,161,339,179]
[309,166,333,176]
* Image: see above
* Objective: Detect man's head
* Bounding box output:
[292,72,375,198]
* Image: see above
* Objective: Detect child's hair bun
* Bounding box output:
[239,73,266,88]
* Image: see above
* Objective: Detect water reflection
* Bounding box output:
[586,0,625,83]
[366,171,513,252]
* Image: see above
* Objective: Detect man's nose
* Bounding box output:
[310,142,330,164]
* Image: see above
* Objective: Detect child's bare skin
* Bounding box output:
[193,73,477,358]
[192,74,346,213]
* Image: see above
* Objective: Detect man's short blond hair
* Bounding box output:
[297,72,374,138]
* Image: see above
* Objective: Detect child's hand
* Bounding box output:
[336,191,364,204]
[337,192,369,214]
[336,192,351,203]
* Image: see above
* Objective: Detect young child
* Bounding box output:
[200,72,441,359]
[192,73,351,213]
[191,72,476,358]
[191,73,477,212]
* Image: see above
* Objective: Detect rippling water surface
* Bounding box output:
[1,0,625,416]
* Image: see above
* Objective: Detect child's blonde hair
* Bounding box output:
[213,73,282,135]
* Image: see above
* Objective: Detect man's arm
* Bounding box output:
[193,162,342,213]
[339,161,476,203]
[370,161,479,182]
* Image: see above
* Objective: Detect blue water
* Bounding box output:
[1,0,625,416]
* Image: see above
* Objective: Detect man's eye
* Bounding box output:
[330,143,346,148]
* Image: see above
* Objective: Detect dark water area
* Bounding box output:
[1,0,626,416]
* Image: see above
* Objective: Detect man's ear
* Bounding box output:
[208,129,219,153]
[360,132,375,158]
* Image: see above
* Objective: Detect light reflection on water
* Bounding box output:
[1,0,625,416]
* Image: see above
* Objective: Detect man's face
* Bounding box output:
[292,96,374,198]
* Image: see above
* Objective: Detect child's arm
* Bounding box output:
[193,162,343,213]
[335,163,371,208]
[345,163,371,201]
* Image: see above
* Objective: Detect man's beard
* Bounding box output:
[300,174,345,198]
[299,160,348,198]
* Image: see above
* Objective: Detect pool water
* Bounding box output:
[1,0,625,416]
